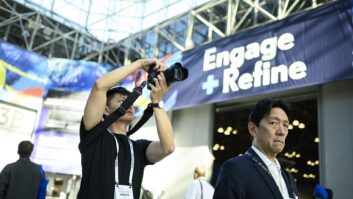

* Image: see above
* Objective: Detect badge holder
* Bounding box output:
[115,184,133,199]
[111,134,135,199]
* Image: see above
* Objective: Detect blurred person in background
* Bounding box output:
[0,140,47,199]
[157,190,166,199]
[313,184,333,199]
[141,187,154,199]
[185,166,214,199]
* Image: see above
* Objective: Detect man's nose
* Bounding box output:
[276,124,285,135]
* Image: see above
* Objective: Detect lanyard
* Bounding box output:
[245,151,271,175]
[245,150,297,199]
[110,132,135,186]
[198,180,203,199]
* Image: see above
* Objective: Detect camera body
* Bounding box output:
[147,62,188,90]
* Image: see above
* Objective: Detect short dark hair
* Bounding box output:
[17,141,34,158]
[107,86,131,98]
[106,86,131,105]
[248,98,291,126]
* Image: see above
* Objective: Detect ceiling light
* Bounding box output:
[213,144,220,151]
[292,120,299,126]
[290,168,298,173]
[224,127,232,135]
[217,127,224,133]
[314,137,319,143]
[298,123,305,129]
[309,174,316,178]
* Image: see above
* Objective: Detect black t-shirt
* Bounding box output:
[77,120,153,199]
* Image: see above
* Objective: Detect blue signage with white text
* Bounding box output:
[165,0,353,110]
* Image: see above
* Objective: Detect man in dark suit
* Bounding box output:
[0,140,44,199]
[213,98,298,199]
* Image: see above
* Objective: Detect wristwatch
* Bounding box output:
[148,101,164,109]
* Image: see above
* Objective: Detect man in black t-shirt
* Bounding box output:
[77,58,175,199]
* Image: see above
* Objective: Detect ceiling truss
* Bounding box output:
[0,0,335,67]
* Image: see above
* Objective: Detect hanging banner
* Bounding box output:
[46,58,112,93]
[165,0,353,110]
[0,40,47,110]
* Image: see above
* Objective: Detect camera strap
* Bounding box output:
[127,105,153,136]
[101,81,146,129]
[102,81,155,137]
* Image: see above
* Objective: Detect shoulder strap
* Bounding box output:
[101,81,146,129]
[101,81,155,137]
[127,105,154,136]
[79,82,147,149]
[82,80,157,147]
[198,180,203,199]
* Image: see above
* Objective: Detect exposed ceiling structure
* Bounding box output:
[13,0,211,42]
[0,0,335,65]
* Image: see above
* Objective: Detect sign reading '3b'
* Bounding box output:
[0,100,37,135]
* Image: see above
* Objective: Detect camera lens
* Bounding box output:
[147,62,188,90]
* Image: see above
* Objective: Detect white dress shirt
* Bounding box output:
[251,146,291,199]
[184,178,214,199]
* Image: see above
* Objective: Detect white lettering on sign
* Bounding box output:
[201,32,307,95]
[223,61,307,93]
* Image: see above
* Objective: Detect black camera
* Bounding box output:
[147,62,188,90]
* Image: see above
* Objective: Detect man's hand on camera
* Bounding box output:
[149,72,168,103]
[140,58,167,73]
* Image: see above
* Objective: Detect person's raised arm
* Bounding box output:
[146,71,175,163]
[83,58,164,131]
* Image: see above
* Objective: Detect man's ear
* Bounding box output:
[103,106,110,117]
[248,122,257,138]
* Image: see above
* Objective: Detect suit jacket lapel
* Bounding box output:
[281,168,296,198]
[246,148,284,199]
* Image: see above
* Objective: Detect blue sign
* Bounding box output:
[165,0,353,110]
